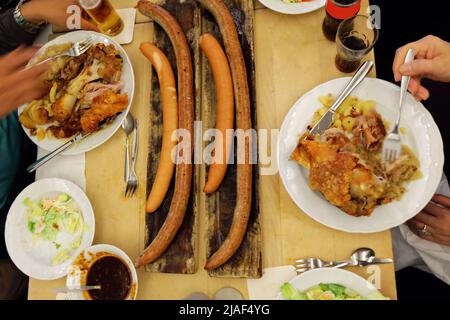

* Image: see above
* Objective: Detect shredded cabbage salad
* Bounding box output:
[24,193,87,265]
[280,282,389,300]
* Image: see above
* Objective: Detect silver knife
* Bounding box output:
[308,60,374,137]
[27,114,120,173]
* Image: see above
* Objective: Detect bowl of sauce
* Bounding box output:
[67,244,138,300]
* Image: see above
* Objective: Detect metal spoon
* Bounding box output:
[52,285,101,293]
[334,248,393,268]
[122,113,135,182]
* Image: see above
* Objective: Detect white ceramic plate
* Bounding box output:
[17,30,135,155]
[277,77,444,233]
[258,0,325,15]
[5,178,95,280]
[277,268,382,300]
[66,244,138,300]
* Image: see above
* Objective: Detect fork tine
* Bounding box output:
[126,183,133,197]
[295,259,306,264]
[79,35,94,47]
[295,268,308,274]
[79,38,95,54]
[294,264,307,269]
[393,150,399,161]
[78,37,94,51]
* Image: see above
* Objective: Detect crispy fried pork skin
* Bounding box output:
[79,90,128,133]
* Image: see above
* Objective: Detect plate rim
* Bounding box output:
[276,268,378,300]
[257,0,326,15]
[17,30,135,155]
[277,77,445,233]
[4,178,95,280]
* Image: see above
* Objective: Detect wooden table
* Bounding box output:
[28,0,397,300]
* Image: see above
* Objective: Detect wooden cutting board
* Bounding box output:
[201,0,262,278]
[142,0,261,277]
[143,0,201,274]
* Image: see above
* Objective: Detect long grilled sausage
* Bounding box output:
[140,43,179,213]
[199,0,253,270]
[200,33,234,194]
[136,1,194,268]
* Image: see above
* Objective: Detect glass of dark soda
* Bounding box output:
[335,15,379,73]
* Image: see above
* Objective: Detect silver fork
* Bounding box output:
[34,36,95,66]
[382,48,415,162]
[294,258,348,274]
[126,119,138,197]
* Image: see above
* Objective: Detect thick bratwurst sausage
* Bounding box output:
[199,0,253,270]
[136,1,194,268]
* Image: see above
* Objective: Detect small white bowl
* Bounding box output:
[277,268,386,300]
[66,244,138,300]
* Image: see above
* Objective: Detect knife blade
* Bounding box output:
[308,60,374,137]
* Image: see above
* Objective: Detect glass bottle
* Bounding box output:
[322,0,361,42]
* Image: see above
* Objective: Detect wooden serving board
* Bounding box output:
[144,0,201,274]
[143,0,261,277]
[201,0,262,278]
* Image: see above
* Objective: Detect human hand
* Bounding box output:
[20,0,99,31]
[392,35,450,101]
[0,46,49,118]
[407,195,450,247]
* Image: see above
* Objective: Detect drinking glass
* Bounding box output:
[78,0,124,36]
[335,15,379,73]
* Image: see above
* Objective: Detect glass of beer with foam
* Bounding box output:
[78,0,124,36]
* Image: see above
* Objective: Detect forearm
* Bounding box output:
[0,8,37,55]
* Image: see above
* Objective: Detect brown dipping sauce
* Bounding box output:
[86,255,131,300]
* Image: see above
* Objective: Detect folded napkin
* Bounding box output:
[35,148,86,191]
[247,266,297,300]
[393,174,450,284]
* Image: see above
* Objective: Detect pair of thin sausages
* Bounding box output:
[136,0,252,270]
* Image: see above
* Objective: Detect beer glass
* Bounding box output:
[335,15,379,73]
[78,0,124,36]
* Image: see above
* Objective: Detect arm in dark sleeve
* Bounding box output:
[0,8,37,55]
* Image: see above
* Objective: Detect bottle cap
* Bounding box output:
[326,0,361,20]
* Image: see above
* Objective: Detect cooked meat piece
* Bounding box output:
[48,113,81,139]
[52,94,78,121]
[80,90,128,133]
[52,59,104,121]
[320,127,350,149]
[60,54,87,81]
[299,140,357,208]
[78,82,123,103]
[385,147,420,184]
[353,111,386,152]
[348,165,387,216]
[293,138,388,217]
[87,43,123,82]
